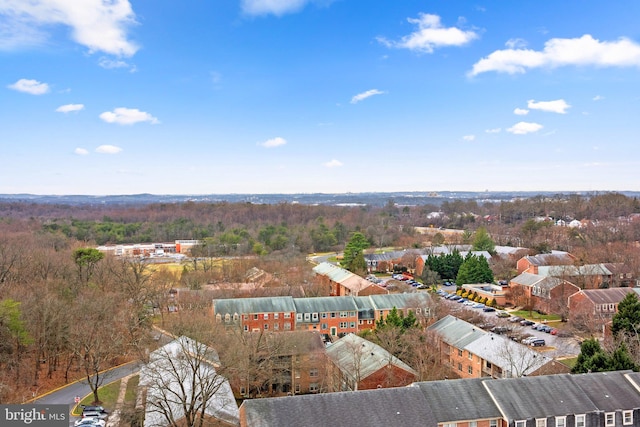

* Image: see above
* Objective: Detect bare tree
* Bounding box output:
[140,336,237,427]
[494,338,548,378]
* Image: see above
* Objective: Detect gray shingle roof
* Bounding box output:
[427,315,485,348]
[577,287,640,305]
[413,378,503,423]
[325,334,417,382]
[240,387,437,427]
[213,296,296,316]
[293,296,358,313]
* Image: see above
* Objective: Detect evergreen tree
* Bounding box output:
[341,232,370,273]
[455,253,494,285]
[611,292,640,337]
[572,338,608,373]
[472,227,496,254]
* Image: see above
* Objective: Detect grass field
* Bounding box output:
[510,310,562,322]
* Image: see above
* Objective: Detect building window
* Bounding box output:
[458,349,463,357]
[515,421,526,427]
[309,383,319,393]
[555,416,566,427]
[624,411,633,425]
[243,314,249,320]
[340,311,347,318]
[574,414,585,427]
[490,421,497,427]
[605,413,615,427]
[321,323,328,330]
[284,322,291,330]
[442,424,456,427]
[322,313,327,318]
[349,322,356,328]
[467,365,473,375]
[536,419,546,427]
[312,313,319,320]
[349,311,356,317]
[274,323,279,330]
[367,319,373,324]
[243,325,248,332]
[296,313,303,321]
[240,386,246,395]
[274,313,279,319]
[253,314,259,320]
[295,370,300,378]
[304,313,310,321]
[263,313,269,320]
[264,324,268,330]
[609,303,615,311]
[340,322,348,329]
[295,384,300,393]
[469,422,477,427]
[284,313,291,319]
[233,313,239,321]
[310,368,318,377]
[458,363,462,371]
[468,351,473,360]
[224,313,230,322]
[216,314,222,322]
[331,312,337,318]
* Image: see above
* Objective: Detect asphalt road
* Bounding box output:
[32,361,142,426]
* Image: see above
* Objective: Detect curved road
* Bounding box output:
[31,361,142,426]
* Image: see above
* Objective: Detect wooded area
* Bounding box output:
[0,192,639,403]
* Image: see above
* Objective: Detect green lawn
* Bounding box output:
[559,356,578,369]
[510,310,562,322]
[124,375,139,404]
[72,379,122,416]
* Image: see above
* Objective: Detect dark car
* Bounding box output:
[520,319,535,326]
[483,307,496,312]
[491,326,510,334]
[530,338,546,347]
[82,406,108,419]
[541,325,553,333]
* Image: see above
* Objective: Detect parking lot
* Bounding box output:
[437,289,580,358]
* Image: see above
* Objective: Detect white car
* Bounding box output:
[75,417,106,427]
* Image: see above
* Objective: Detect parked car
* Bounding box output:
[541,325,553,333]
[550,328,558,335]
[491,326,511,334]
[520,319,535,326]
[81,406,108,417]
[496,311,510,318]
[81,410,108,421]
[450,295,462,301]
[457,298,468,304]
[521,336,537,345]
[483,307,496,312]
[530,338,546,347]
[508,316,523,323]
[472,303,485,309]
[75,418,106,427]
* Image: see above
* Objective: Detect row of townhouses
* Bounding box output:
[212,293,433,338]
[240,369,640,427]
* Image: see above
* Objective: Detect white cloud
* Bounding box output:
[323,159,343,168]
[351,89,385,104]
[56,103,84,113]
[7,78,49,95]
[74,148,89,155]
[0,0,139,56]
[527,99,570,114]
[514,108,529,115]
[507,121,543,135]
[95,145,122,154]
[470,34,640,76]
[259,137,287,148]
[377,13,478,53]
[485,128,501,133]
[99,107,159,125]
[593,95,604,101]
[241,0,309,16]
[98,57,132,70]
[505,38,527,49]
[462,135,476,141]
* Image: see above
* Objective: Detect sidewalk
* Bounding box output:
[106,374,135,427]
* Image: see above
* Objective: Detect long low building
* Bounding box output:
[240,370,640,427]
[213,293,433,339]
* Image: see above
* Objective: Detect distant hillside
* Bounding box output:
[1,191,638,207]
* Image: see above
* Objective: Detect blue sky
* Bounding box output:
[2,0,640,195]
